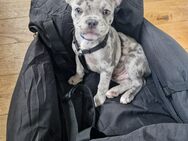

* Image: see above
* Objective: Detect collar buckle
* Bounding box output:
[78,49,83,55]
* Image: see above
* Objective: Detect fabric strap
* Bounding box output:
[73,33,109,73]
[73,34,108,55]
[164,81,188,96]
[78,53,91,73]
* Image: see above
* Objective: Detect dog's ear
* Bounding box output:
[114,0,122,7]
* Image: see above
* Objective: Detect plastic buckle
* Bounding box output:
[78,49,83,55]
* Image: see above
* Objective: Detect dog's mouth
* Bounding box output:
[80,31,99,41]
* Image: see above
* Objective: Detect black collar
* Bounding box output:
[73,33,109,55]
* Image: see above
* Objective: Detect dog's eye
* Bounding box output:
[75,7,83,14]
[102,9,111,16]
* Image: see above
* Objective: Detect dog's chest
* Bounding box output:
[86,55,97,65]
[72,44,108,72]
[85,50,107,72]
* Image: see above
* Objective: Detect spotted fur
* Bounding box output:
[66,0,151,106]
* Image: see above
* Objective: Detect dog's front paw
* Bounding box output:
[94,94,106,107]
[68,74,83,85]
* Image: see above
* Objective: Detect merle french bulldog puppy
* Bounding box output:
[66,0,151,107]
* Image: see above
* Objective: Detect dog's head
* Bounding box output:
[65,0,122,41]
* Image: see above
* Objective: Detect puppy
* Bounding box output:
[66,0,151,107]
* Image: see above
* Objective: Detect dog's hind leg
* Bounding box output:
[106,79,133,98]
[120,79,143,104]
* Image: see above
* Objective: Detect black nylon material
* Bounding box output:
[7,36,63,141]
[7,0,188,141]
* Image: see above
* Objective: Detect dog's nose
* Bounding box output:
[86,19,98,29]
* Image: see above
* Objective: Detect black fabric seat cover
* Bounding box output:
[7,0,188,141]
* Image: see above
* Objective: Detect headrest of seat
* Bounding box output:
[29,0,143,41]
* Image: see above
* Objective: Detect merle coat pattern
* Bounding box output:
[66,0,151,106]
